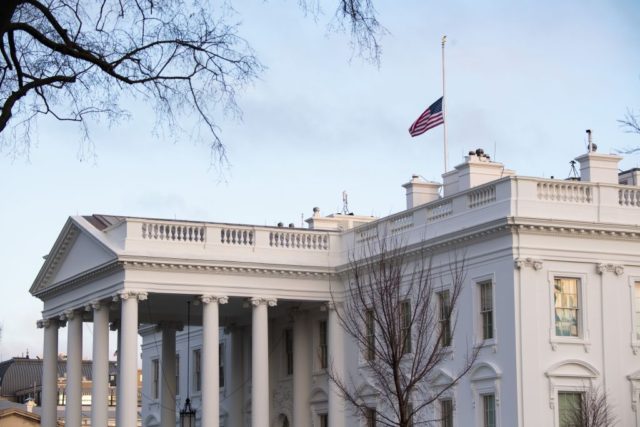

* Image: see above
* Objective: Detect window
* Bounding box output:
[193,349,201,392]
[438,291,452,347]
[440,399,453,427]
[554,277,580,337]
[479,281,493,340]
[285,329,294,375]
[175,354,180,395]
[365,309,375,360]
[401,300,412,354]
[319,320,328,369]
[635,282,640,340]
[407,403,414,427]
[219,343,225,388]
[482,394,496,427]
[365,407,376,427]
[319,413,328,427]
[558,392,582,427]
[151,359,159,399]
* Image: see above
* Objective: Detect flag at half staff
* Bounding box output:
[408,96,444,137]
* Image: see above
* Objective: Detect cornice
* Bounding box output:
[120,259,337,279]
[33,260,123,300]
[510,217,640,241]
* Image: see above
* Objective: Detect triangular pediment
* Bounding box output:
[30,217,118,296]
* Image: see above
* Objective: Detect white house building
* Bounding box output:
[30,147,640,427]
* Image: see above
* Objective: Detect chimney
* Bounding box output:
[442,148,515,196]
[402,175,441,209]
[574,134,622,184]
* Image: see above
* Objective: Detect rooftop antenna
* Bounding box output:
[568,160,579,179]
[342,191,350,215]
[586,129,593,152]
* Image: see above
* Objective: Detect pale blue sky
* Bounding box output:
[1,0,639,360]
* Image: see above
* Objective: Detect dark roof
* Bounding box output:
[83,214,124,230]
[0,358,116,397]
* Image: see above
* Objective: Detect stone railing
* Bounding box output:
[141,222,206,242]
[389,213,413,233]
[220,227,254,246]
[619,188,640,207]
[427,200,453,222]
[536,181,592,203]
[269,231,329,250]
[468,185,496,208]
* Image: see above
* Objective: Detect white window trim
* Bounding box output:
[630,277,640,355]
[544,359,599,427]
[470,362,502,427]
[192,347,202,396]
[473,274,497,350]
[435,284,456,355]
[547,272,590,352]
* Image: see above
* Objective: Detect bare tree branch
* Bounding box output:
[329,235,478,427]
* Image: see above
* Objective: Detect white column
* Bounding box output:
[65,310,83,427]
[251,298,277,427]
[228,327,244,427]
[112,321,122,426]
[39,318,59,427]
[90,302,110,427]
[327,303,346,427]
[201,295,228,427]
[293,310,312,427]
[118,291,147,427]
[160,324,178,427]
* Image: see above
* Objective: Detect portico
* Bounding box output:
[30,214,361,427]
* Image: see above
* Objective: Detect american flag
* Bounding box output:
[408,97,444,137]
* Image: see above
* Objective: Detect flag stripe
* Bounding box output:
[408,97,444,137]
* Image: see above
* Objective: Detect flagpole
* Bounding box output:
[442,35,448,173]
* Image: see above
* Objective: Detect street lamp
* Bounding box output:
[179,300,196,427]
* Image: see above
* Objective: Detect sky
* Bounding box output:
[1,0,639,361]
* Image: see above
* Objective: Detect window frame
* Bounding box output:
[319,320,328,370]
[439,398,453,427]
[437,290,452,348]
[219,342,225,389]
[631,278,640,354]
[175,353,180,397]
[482,393,496,427]
[193,348,202,393]
[284,328,294,376]
[479,281,494,341]
[558,391,583,427]
[400,299,412,354]
[365,308,375,361]
[548,272,589,350]
[364,407,377,427]
[151,358,160,400]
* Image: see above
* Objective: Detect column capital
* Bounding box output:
[597,263,624,276]
[85,300,106,312]
[322,301,342,311]
[37,318,58,329]
[114,291,149,301]
[200,295,229,305]
[60,309,78,321]
[515,257,543,270]
[249,297,277,307]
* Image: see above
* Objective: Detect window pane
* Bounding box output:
[440,399,453,427]
[401,300,412,354]
[319,321,328,369]
[438,291,451,347]
[635,282,640,340]
[554,278,580,337]
[480,282,494,340]
[559,392,582,427]
[483,394,495,427]
[365,309,375,360]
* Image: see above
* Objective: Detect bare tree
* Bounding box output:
[561,386,617,427]
[0,0,383,160]
[330,236,478,427]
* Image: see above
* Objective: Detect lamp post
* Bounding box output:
[180,300,196,427]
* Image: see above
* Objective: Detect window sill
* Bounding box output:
[474,338,497,353]
[550,337,590,352]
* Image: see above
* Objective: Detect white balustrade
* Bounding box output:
[142,222,206,242]
[389,213,413,233]
[619,188,640,207]
[221,227,255,245]
[427,201,453,222]
[269,231,329,250]
[537,181,592,203]
[468,185,496,208]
